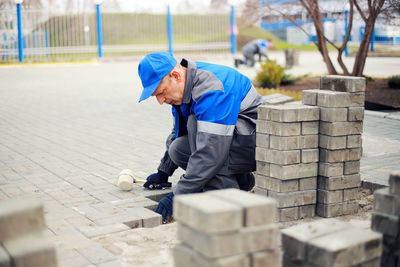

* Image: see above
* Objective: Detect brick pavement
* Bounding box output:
[0,56,399,266]
[0,61,182,266]
[361,113,400,187]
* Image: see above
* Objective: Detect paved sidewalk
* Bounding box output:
[361,111,400,187]
[0,61,180,267]
[0,56,399,266]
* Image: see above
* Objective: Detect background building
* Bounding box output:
[256,0,400,45]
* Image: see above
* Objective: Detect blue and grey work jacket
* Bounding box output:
[242,39,267,59]
[158,59,264,195]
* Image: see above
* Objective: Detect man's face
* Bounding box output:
[152,72,184,105]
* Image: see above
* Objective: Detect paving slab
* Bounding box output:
[361,114,400,188]
[0,61,180,266]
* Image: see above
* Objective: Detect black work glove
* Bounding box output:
[143,170,172,190]
[237,172,255,192]
[155,192,174,223]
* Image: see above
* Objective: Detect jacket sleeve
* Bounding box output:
[157,124,178,176]
[258,43,267,57]
[174,90,239,194]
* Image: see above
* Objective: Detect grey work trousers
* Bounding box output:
[243,53,256,67]
[168,115,255,192]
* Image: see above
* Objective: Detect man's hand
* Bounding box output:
[143,171,172,190]
[155,192,174,223]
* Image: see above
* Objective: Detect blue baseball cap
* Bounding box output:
[138,52,177,102]
[260,39,268,48]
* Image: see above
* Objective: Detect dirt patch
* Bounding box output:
[364,79,400,109]
[277,76,400,109]
[278,76,320,92]
[94,222,178,267]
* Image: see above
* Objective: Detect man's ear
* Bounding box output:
[170,70,181,82]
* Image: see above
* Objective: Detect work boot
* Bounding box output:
[234,58,240,68]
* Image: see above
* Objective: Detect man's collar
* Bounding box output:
[181,59,196,104]
[180,58,188,68]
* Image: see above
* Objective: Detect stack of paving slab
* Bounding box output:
[254,102,320,222]
[372,172,400,267]
[282,218,383,267]
[0,199,57,267]
[303,75,366,217]
[172,189,281,267]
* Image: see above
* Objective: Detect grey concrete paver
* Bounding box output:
[0,61,177,266]
[0,53,399,266]
[361,114,400,187]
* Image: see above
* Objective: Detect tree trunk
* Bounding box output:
[317,31,338,75]
[303,0,338,74]
[258,0,387,77]
[337,0,354,76]
[352,0,385,76]
[352,17,376,76]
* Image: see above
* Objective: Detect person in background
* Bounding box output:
[235,39,273,68]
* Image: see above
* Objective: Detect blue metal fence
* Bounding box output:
[17,2,23,62]
[96,2,103,58]
[0,4,236,63]
[167,6,173,56]
[262,17,399,50]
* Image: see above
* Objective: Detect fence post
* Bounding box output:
[230,6,236,55]
[344,9,348,57]
[15,0,24,62]
[3,33,8,59]
[45,30,49,57]
[95,0,103,58]
[167,5,173,55]
[370,27,375,52]
[33,30,37,48]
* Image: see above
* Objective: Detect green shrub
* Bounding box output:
[388,75,400,89]
[281,73,308,85]
[255,60,284,88]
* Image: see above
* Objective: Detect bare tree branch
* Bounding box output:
[244,0,388,76]
[304,0,338,74]
[373,0,378,9]
[299,0,339,49]
[352,0,386,76]
[249,1,322,48]
[272,11,319,46]
[354,0,367,21]
[375,0,386,15]
[340,0,354,52]
[337,0,354,75]
[299,0,313,16]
